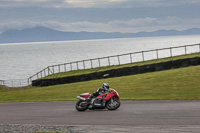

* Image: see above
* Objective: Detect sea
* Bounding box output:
[1,35,200,81]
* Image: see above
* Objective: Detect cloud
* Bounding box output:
[0,0,64,8]
[109,17,157,27]
[0,0,200,33]
[37,0,127,8]
[181,0,200,4]
[1,0,200,8]
[0,0,125,8]
[0,20,42,33]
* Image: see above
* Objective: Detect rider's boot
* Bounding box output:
[87,95,94,109]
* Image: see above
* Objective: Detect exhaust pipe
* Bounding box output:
[77,96,86,101]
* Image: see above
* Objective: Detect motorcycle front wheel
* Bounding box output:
[106,98,120,110]
[76,100,88,111]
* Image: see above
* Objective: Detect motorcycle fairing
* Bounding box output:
[90,92,116,109]
[91,98,108,109]
[80,93,91,98]
[96,92,116,100]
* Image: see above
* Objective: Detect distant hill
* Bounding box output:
[0,26,200,44]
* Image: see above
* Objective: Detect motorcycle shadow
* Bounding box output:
[77,108,120,112]
[88,109,108,112]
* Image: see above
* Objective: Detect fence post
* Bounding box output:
[28,78,31,86]
[44,68,46,77]
[117,55,120,65]
[90,60,93,68]
[28,78,30,85]
[108,57,110,66]
[48,66,54,75]
[98,58,101,67]
[64,64,66,72]
[156,49,159,59]
[58,65,61,73]
[185,45,187,55]
[130,53,132,63]
[170,47,172,57]
[83,61,85,69]
[142,51,145,61]
[52,66,55,74]
[76,62,79,70]
[47,67,50,75]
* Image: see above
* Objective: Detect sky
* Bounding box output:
[0,0,200,34]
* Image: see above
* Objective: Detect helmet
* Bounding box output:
[102,83,109,91]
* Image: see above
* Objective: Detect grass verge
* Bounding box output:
[0,65,200,102]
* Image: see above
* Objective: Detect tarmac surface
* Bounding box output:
[0,100,200,132]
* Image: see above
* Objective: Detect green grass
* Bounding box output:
[42,53,200,79]
[1,65,200,102]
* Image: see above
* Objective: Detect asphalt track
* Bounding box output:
[0,100,200,132]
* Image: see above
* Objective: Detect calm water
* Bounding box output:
[1,35,200,80]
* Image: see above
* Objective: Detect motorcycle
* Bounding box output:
[76,89,120,111]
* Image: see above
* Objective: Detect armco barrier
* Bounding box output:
[190,57,200,65]
[130,66,139,75]
[172,59,183,68]
[115,67,131,76]
[181,58,190,67]
[32,57,200,87]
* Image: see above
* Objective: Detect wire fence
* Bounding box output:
[1,43,200,87]
[1,79,30,88]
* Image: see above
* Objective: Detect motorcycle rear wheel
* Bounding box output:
[106,98,120,110]
[76,100,88,111]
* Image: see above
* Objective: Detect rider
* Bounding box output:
[88,83,110,100]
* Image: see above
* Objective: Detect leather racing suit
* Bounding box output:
[89,87,110,99]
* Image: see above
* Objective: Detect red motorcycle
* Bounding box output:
[76,89,120,111]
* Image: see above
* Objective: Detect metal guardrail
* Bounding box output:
[1,43,200,87]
